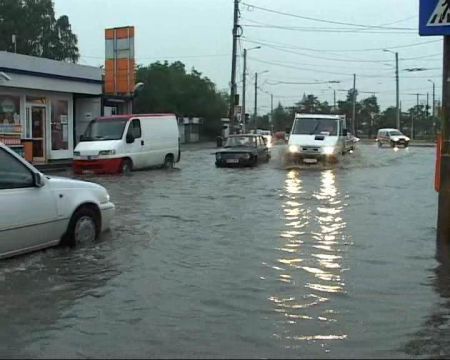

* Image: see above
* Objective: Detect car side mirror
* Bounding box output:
[343,129,348,136]
[79,134,85,141]
[34,172,45,188]
[126,133,135,144]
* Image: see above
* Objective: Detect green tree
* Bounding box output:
[272,103,292,132]
[337,89,361,134]
[295,94,331,114]
[359,95,380,138]
[0,0,79,62]
[134,61,229,138]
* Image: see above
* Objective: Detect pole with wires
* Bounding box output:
[352,74,356,135]
[229,0,239,134]
[242,48,247,133]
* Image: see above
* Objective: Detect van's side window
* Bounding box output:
[129,119,142,139]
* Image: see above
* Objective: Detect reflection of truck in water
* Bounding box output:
[285,113,354,166]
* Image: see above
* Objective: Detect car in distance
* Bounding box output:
[376,128,410,148]
[0,142,115,260]
[215,134,270,168]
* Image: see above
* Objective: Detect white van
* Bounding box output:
[73,114,180,174]
[286,113,350,165]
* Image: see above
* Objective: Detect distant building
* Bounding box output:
[178,117,201,143]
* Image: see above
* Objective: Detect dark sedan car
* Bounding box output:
[215,134,271,167]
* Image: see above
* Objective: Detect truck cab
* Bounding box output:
[286,113,350,165]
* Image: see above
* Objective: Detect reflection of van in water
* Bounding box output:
[286,113,350,165]
[73,114,180,174]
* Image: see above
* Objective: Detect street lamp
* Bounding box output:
[383,49,400,129]
[242,46,261,132]
[254,70,269,132]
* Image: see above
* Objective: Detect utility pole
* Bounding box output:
[395,52,400,130]
[427,92,430,118]
[437,36,450,258]
[270,93,274,131]
[254,72,258,132]
[242,48,247,133]
[229,0,239,134]
[12,34,16,53]
[333,89,336,112]
[433,82,436,117]
[352,73,356,135]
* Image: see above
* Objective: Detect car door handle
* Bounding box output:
[141,140,144,146]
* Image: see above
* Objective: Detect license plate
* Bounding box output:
[226,159,239,164]
[303,158,318,164]
[82,170,95,174]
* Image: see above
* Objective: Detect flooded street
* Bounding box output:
[0,144,447,358]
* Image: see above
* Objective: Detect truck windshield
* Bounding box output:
[292,118,338,136]
[82,118,128,141]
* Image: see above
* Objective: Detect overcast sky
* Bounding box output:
[53,0,443,114]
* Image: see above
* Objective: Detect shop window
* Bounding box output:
[0,95,21,125]
[51,99,69,151]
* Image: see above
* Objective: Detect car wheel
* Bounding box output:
[121,158,133,174]
[163,154,174,169]
[404,142,409,148]
[251,155,258,167]
[377,141,382,148]
[63,206,99,247]
[390,141,396,148]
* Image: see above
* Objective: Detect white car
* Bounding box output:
[0,142,115,259]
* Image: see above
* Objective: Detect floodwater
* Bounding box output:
[0,144,447,358]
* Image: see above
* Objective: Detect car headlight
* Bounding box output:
[392,137,399,142]
[73,151,80,157]
[98,150,116,156]
[216,153,222,160]
[405,137,410,141]
[289,145,299,153]
[242,153,251,160]
[323,146,335,155]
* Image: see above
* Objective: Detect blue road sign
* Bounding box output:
[420,0,450,36]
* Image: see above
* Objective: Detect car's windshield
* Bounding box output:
[291,118,338,136]
[224,136,257,148]
[389,131,403,136]
[82,118,128,141]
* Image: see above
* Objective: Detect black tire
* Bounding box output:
[163,154,174,169]
[378,141,382,148]
[62,206,99,247]
[251,155,258,167]
[404,142,409,148]
[390,141,396,148]
[121,158,133,174]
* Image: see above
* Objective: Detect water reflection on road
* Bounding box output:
[267,169,349,354]
[0,144,445,358]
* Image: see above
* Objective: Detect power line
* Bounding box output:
[241,2,416,31]
[242,38,441,64]
[241,34,440,53]
[242,23,416,34]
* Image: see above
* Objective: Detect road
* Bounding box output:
[0,144,447,358]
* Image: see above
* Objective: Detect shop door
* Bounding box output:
[26,105,46,163]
